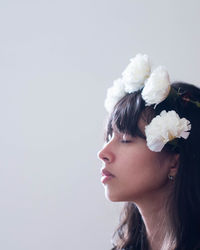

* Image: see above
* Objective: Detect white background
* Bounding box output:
[0,0,200,249]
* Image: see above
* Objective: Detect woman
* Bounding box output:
[97,54,200,250]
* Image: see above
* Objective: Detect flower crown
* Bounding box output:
[104,53,191,152]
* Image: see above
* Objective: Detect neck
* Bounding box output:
[141,205,168,250]
[135,187,172,250]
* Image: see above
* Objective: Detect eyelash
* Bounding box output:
[120,140,132,143]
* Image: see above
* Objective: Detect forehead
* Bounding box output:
[111,122,120,133]
[111,114,147,135]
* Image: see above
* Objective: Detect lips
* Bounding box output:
[101,168,115,177]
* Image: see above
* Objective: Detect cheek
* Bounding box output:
[112,152,169,201]
[133,152,168,182]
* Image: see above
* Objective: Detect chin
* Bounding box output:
[105,192,128,202]
[105,191,141,203]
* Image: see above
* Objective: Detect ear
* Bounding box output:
[168,154,180,178]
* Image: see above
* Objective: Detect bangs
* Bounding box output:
[105,91,151,142]
[104,82,196,153]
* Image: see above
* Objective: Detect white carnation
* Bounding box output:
[122,53,151,93]
[104,78,126,113]
[141,66,171,106]
[145,110,191,152]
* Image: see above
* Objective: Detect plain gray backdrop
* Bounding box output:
[0,0,200,249]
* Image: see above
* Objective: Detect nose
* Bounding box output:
[97,143,114,163]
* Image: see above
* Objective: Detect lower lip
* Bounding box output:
[101,175,114,184]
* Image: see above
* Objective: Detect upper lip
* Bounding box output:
[101,168,115,177]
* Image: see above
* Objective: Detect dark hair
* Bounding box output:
[105,82,200,250]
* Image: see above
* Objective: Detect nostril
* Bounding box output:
[97,150,109,163]
[102,156,109,162]
[97,146,113,163]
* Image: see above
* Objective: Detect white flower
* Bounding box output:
[145,110,191,152]
[141,66,171,106]
[104,78,126,113]
[122,53,151,93]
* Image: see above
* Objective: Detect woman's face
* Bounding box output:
[97,122,174,203]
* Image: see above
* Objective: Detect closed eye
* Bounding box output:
[120,133,133,143]
[120,140,132,143]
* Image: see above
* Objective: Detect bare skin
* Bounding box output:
[98,119,179,250]
[136,184,172,250]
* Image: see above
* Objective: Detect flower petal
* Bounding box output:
[142,66,171,106]
[122,53,151,93]
[145,110,191,152]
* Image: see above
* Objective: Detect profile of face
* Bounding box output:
[97,119,178,204]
